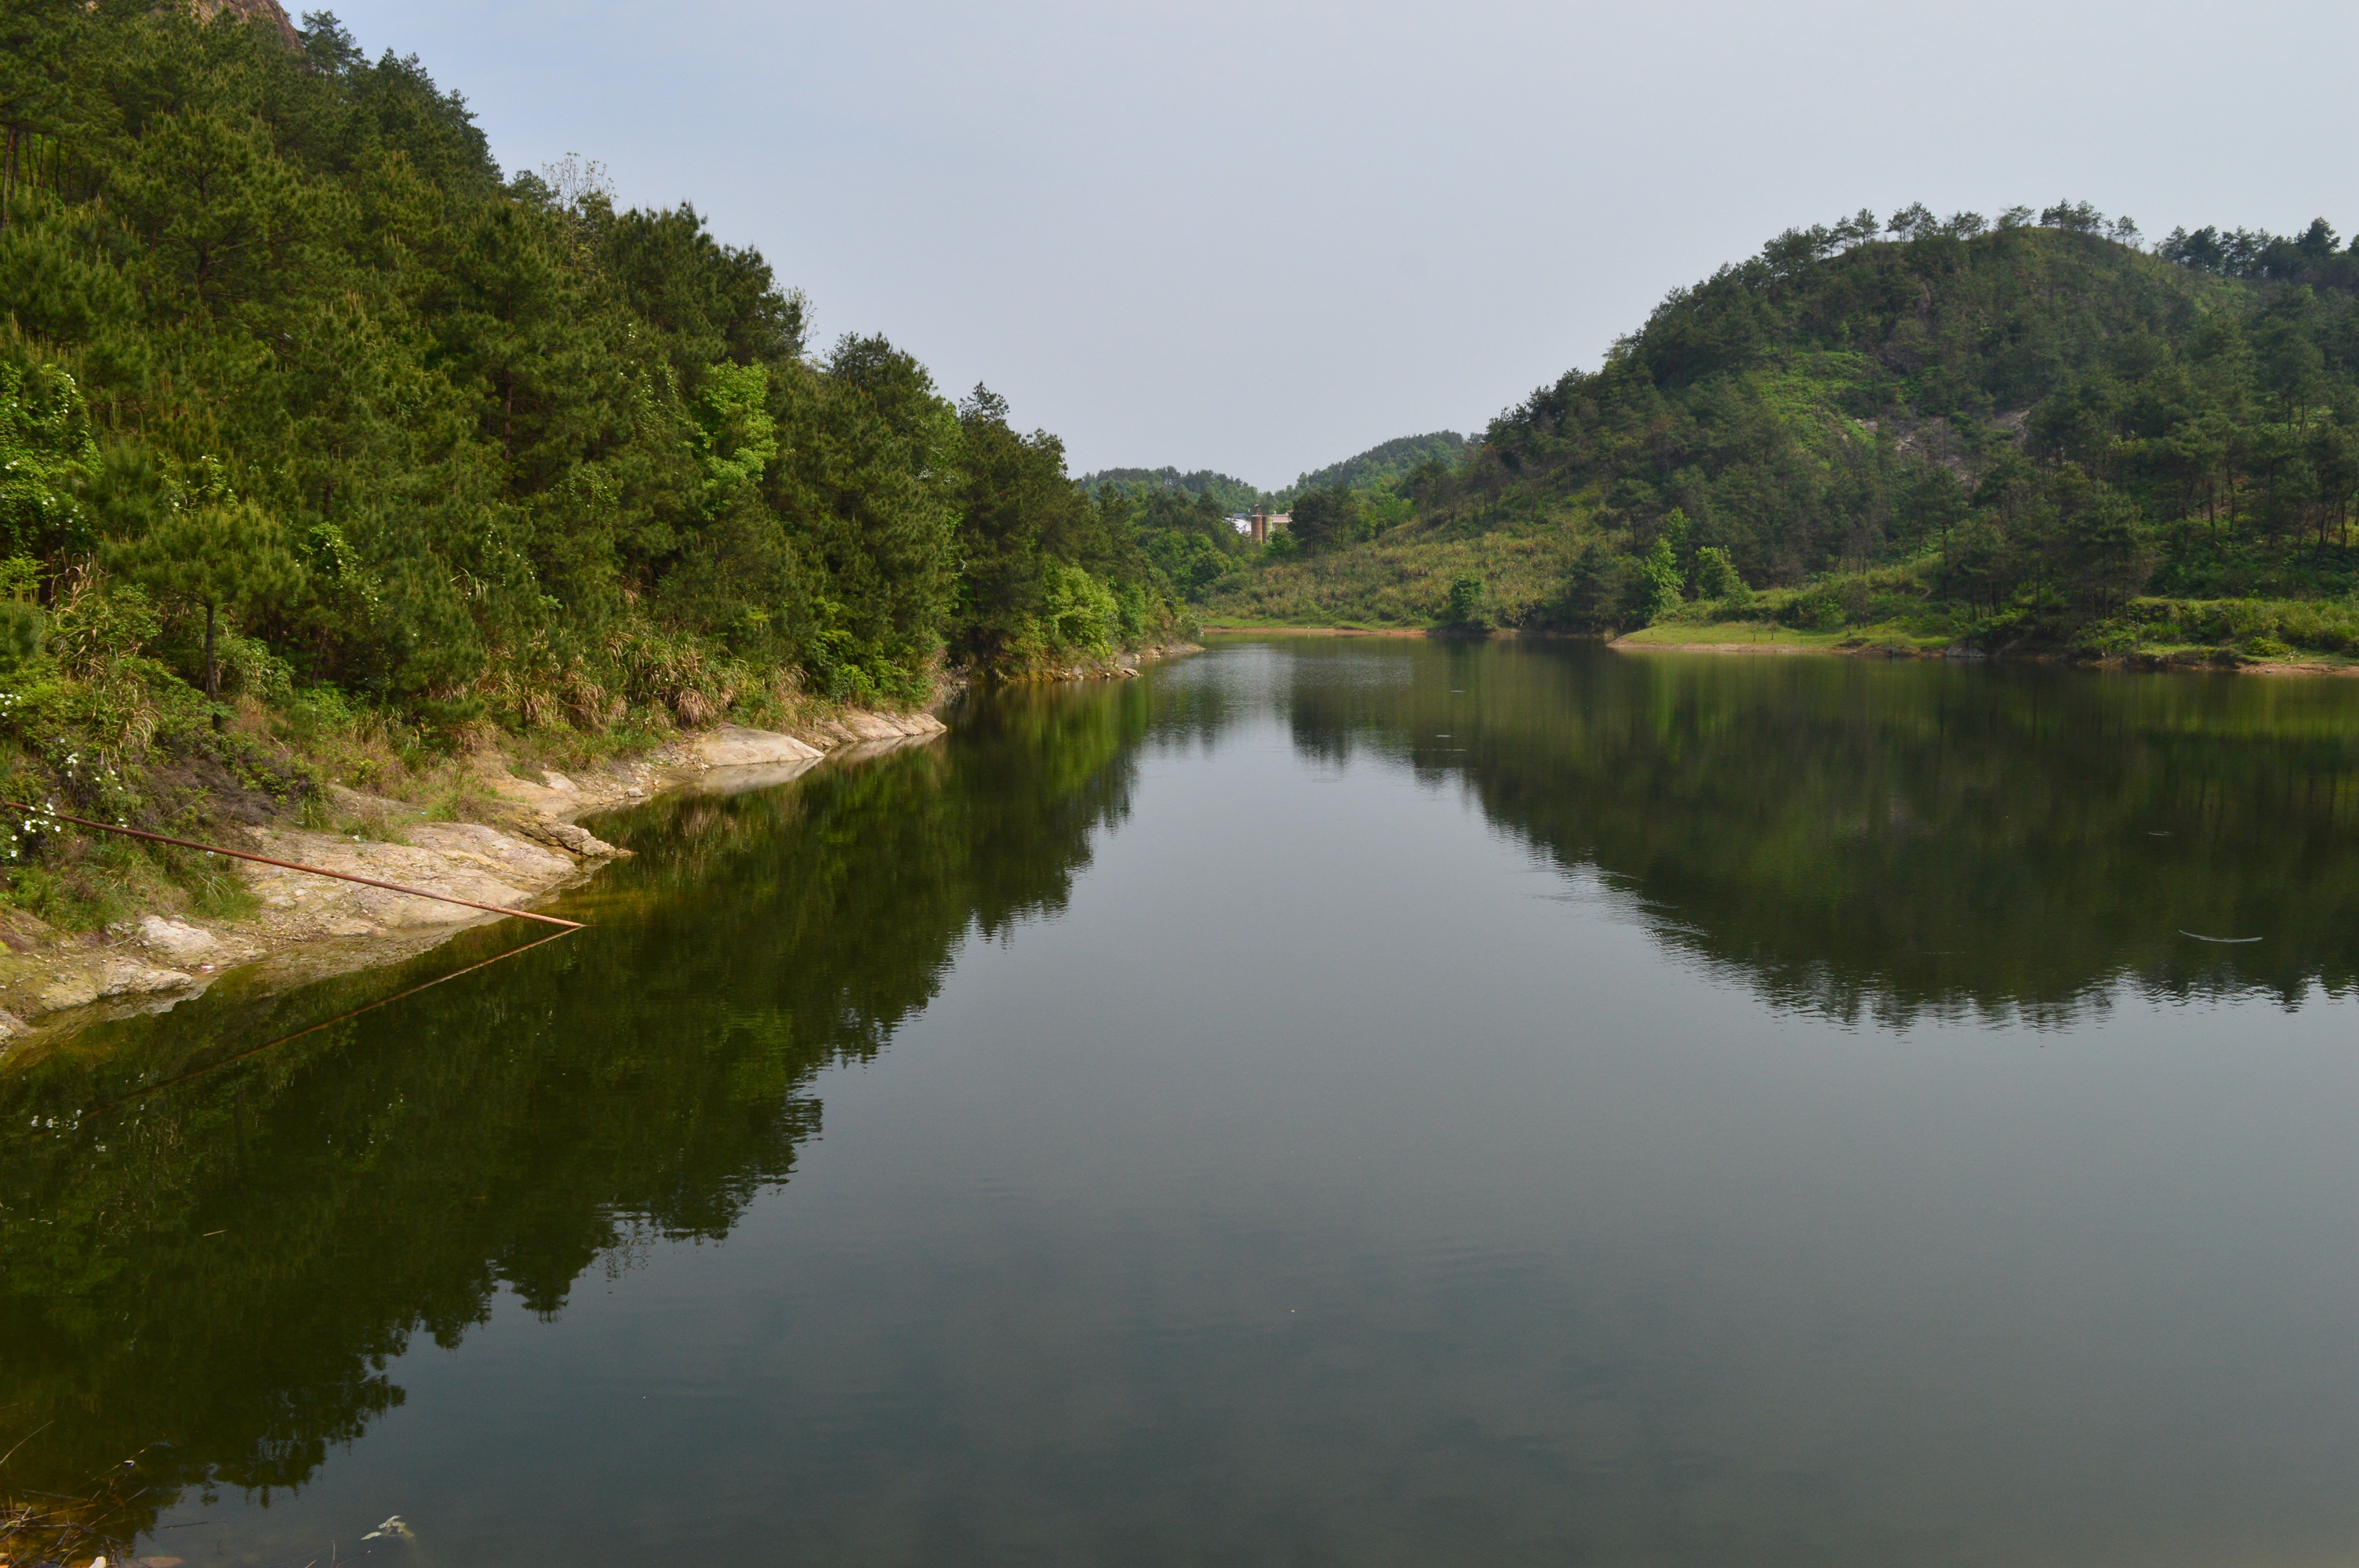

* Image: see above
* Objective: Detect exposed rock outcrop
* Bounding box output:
[139,915,220,963]
[0,708,955,1040]
[191,0,301,46]
[34,955,196,1014]
[689,725,829,768]
[240,822,580,937]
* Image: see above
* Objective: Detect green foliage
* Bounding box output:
[693,359,779,510]
[0,601,44,672]
[1555,543,1634,633]
[1639,535,1684,621]
[1082,432,1473,520]
[1205,514,1588,629]
[1483,209,2359,613]
[2157,217,2356,287]
[1693,545,1745,601]
[947,387,1161,670]
[0,0,1150,751]
[1121,485,1250,603]
[0,360,96,563]
[1040,561,1121,656]
[1287,483,1364,551]
[1281,431,1467,502]
[0,2,1192,925]
[104,496,303,692]
[2108,596,2359,659]
[1442,574,1487,630]
[1077,466,1265,513]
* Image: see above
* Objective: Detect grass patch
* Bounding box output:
[1612,619,1946,652]
[1199,515,1592,629]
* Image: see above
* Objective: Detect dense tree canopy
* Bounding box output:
[0,0,1176,729]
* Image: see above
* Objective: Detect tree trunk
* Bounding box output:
[204,601,218,700]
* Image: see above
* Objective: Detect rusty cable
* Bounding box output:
[94,926,580,1106]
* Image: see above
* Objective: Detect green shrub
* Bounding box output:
[1693,546,1747,603]
[1639,537,1684,621]
[0,601,43,673]
[1442,575,1488,630]
[1040,563,1121,657]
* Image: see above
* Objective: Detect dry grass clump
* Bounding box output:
[0,1444,158,1568]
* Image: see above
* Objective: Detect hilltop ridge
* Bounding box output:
[1081,431,1474,514]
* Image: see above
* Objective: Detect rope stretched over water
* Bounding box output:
[98,926,579,1106]
[0,800,584,930]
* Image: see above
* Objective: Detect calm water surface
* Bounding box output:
[2,638,2355,1566]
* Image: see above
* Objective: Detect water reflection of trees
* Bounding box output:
[5,646,2354,1531]
[1283,640,2359,1026]
[0,681,1153,1528]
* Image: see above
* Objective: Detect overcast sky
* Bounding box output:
[325,0,2354,489]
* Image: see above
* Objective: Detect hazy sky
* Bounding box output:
[325,0,2354,489]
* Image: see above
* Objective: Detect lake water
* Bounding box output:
[2,637,2354,1566]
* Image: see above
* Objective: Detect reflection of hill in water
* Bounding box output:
[5,646,2353,1529]
[1282,641,2359,1025]
[0,683,1158,1523]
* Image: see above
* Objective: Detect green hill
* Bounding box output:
[1075,466,1265,513]
[1281,430,1467,501]
[1203,205,2359,659]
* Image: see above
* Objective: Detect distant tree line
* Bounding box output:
[1075,466,1265,514]
[2156,219,2355,289]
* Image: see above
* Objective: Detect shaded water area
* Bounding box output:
[2,638,2355,1566]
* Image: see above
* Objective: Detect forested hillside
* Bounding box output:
[0,0,1181,738]
[1205,203,2359,655]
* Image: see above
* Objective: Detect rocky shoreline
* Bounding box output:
[0,710,947,1044]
